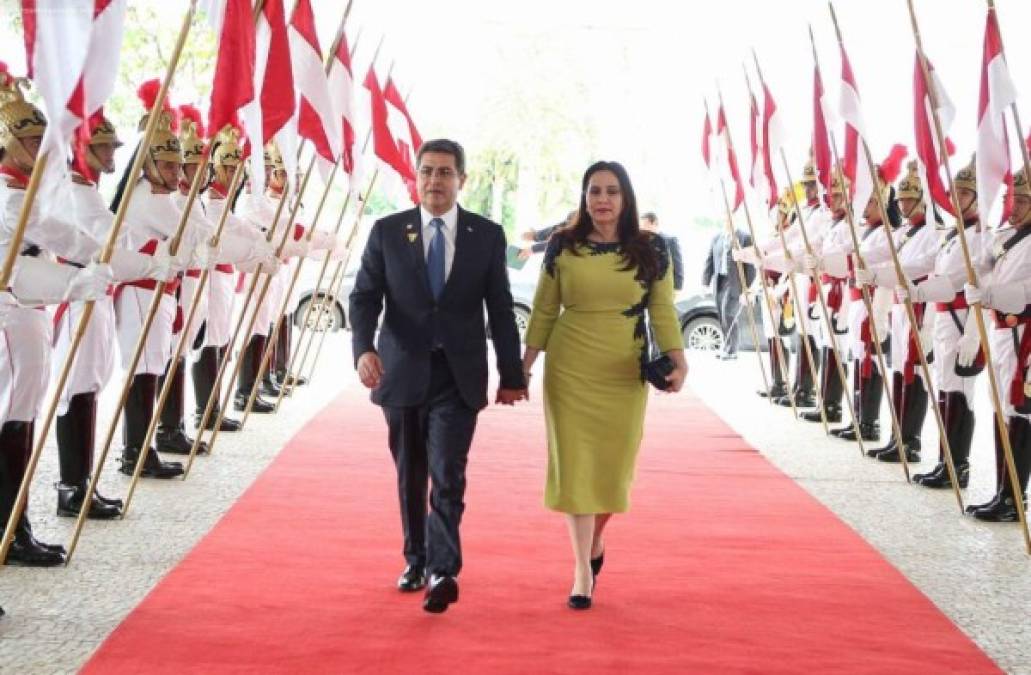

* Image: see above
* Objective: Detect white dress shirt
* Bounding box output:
[420,204,457,281]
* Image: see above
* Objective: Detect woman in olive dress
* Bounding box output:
[522,161,687,610]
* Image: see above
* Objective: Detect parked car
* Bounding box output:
[676,292,766,353]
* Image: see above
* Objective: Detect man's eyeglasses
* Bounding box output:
[418,166,458,179]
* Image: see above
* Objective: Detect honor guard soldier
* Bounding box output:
[961,168,1031,521]
[895,156,985,489]
[856,161,940,462]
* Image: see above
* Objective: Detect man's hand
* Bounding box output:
[520,229,536,242]
[357,351,384,389]
[517,247,533,261]
[495,387,528,405]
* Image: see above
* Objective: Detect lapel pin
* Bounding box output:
[466,226,473,232]
[406,223,417,243]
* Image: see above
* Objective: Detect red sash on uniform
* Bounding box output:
[936,292,967,313]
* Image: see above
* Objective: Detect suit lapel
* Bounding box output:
[404,208,432,298]
[440,207,472,301]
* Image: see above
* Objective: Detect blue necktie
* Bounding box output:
[426,218,446,300]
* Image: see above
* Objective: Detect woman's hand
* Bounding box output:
[664,350,688,393]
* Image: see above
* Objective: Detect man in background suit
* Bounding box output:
[702,227,755,359]
[349,139,527,614]
[640,212,684,291]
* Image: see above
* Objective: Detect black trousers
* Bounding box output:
[382,351,478,577]
[716,276,742,355]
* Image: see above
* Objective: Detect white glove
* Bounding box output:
[64,263,114,302]
[906,275,956,304]
[962,282,984,308]
[282,237,312,260]
[798,253,820,273]
[956,324,981,368]
[191,240,219,271]
[260,253,283,275]
[854,267,875,287]
[731,246,758,265]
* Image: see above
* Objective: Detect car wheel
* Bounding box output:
[683,316,723,352]
[295,296,345,333]
[513,305,531,342]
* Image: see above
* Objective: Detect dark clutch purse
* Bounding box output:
[643,313,675,391]
[645,354,675,391]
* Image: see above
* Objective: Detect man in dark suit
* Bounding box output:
[702,228,755,359]
[349,139,527,614]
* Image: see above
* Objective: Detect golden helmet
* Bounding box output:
[896,160,924,201]
[830,172,851,198]
[136,80,182,164]
[953,155,977,194]
[88,113,122,148]
[211,124,243,168]
[777,182,806,216]
[0,66,47,156]
[1011,168,1031,200]
[177,104,206,165]
[263,141,285,171]
[800,159,818,184]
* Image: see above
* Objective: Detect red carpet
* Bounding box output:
[84,380,999,674]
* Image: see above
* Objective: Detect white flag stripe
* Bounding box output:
[977,54,1018,226]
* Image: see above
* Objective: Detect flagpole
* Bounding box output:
[237,158,341,426]
[908,0,1030,552]
[118,159,248,518]
[828,2,963,497]
[62,149,215,562]
[739,70,801,416]
[239,15,370,422]
[301,170,381,385]
[0,0,200,565]
[0,154,47,288]
[183,158,308,477]
[266,40,386,413]
[987,0,1031,182]
[808,22,909,478]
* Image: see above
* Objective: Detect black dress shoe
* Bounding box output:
[195,413,242,432]
[920,463,969,490]
[56,483,121,520]
[260,379,282,398]
[235,392,274,414]
[876,444,921,464]
[4,534,65,567]
[567,594,592,610]
[801,407,842,424]
[972,497,1024,522]
[397,565,426,592]
[423,575,459,613]
[118,447,185,479]
[157,428,207,455]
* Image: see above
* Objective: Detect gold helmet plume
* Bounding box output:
[177,104,206,165]
[1011,168,1031,201]
[953,155,977,194]
[896,160,924,202]
[263,141,284,172]
[136,79,181,165]
[211,121,244,169]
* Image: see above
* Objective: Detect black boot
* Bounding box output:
[973,416,1031,522]
[869,372,904,457]
[923,392,973,490]
[192,346,241,432]
[274,314,291,383]
[829,360,862,436]
[878,375,926,463]
[0,421,65,566]
[759,338,789,399]
[802,348,844,422]
[55,393,121,519]
[156,359,208,455]
[777,335,817,407]
[236,335,275,413]
[119,375,184,479]
[835,365,882,442]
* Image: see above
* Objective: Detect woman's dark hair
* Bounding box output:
[556,160,660,282]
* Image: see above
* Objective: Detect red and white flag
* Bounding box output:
[22,0,126,208]
[913,55,957,216]
[201,0,254,143]
[384,76,421,204]
[289,0,342,178]
[716,103,745,212]
[363,65,408,185]
[836,43,873,213]
[976,11,1017,226]
[241,0,295,194]
[812,64,833,201]
[701,107,713,168]
[759,80,783,210]
[747,86,764,197]
[327,29,359,190]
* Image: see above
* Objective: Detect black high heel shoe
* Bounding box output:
[567,594,592,610]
